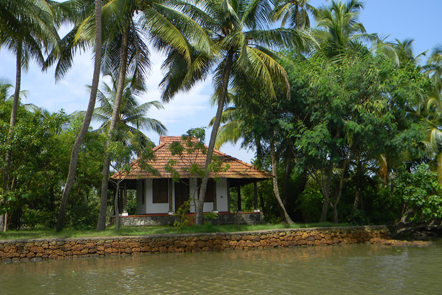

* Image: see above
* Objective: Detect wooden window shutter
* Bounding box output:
[153,179,168,203]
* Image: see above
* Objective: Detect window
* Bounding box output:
[153,179,168,203]
[198,179,216,202]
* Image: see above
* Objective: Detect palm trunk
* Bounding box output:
[56,0,102,232]
[97,26,130,231]
[1,41,23,232]
[196,50,234,225]
[271,139,294,224]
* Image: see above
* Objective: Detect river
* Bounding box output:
[1,242,441,294]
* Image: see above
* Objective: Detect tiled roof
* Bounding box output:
[112,136,273,180]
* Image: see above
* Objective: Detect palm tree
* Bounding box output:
[56,0,103,232]
[209,106,243,149]
[0,80,14,103]
[422,45,442,179]
[91,77,167,228]
[0,0,59,231]
[312,0,376,62]
[271,0,317,29]
[91,75,167,143]
[161,0,304,224]
[426,44,442,89]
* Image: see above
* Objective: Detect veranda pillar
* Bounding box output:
[237,185,242,212]
[122,182,128,216]
[253,181,260,212]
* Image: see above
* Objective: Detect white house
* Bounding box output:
[111,136,273,224]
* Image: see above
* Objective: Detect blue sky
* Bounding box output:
[0,0,441,163]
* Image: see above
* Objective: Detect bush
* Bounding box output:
[393,164,442,222]
[297,188,323,223]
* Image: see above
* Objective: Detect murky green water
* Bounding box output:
[1,242,441,294]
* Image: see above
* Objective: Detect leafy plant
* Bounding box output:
[173,199,192,231]
[393,164,442,222]
[203,211,218,225]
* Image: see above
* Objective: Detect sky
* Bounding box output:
[0,0,441,164]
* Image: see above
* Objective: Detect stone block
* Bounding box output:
[71,245,84,251]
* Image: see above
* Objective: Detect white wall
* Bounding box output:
[136,178,229,214]
[136,179,170,214]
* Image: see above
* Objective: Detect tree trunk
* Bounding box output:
[114,184,120,231]
[1,41,23,232]
[282,152,293,209]
[332,204,338,224]
[97,26,130,231]
[56,0,102,232]
[353,188,362,210]
[196,50,234,225]
[271,139,294,224]
[331,148,351,224]
[353,151,362,211]
[319,160,333,222]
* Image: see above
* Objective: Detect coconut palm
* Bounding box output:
[160,0,305,224]
[271,0,318,29]
[90,75,166,231]
[56,0,103,232]
[426,44,442,89]
[0,80,14,103]
[312,0,376,62]
[209,106,243,149]
[91,75,167,143]
[421,45,442,179]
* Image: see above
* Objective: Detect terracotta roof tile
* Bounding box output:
[112,136,273,180]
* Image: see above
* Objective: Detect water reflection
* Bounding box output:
[1,244,441,294]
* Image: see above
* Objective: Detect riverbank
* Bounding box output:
[0,225,430,263]
[0,222,350,240]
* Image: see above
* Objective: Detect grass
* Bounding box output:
[0,222,354,241]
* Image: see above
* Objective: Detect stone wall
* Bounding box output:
[117,212,263,226]
[0,226,428,263]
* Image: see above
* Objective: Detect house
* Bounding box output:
[111,136,273,225]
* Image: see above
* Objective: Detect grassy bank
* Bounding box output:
[0,222,353,241]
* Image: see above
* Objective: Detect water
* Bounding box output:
[1,242,441,294]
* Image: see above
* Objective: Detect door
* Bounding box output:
[175,179,189,212]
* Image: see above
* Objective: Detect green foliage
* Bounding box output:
[393,164,442,222]
[0,104,104,230]
[166,128,208,181]
[345,208,371,226]
[297,188,323,223]
[126,190,137,215]
[203,211,218,226]
[173,199,192,231]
